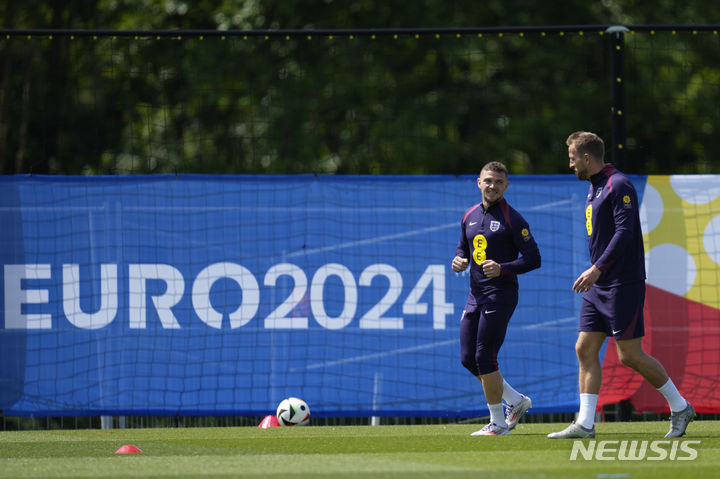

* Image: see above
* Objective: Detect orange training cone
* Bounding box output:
[258,415,280,428]
[115,444,143,454]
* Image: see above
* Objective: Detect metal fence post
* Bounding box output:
[607,25,629,171]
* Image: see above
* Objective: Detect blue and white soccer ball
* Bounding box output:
[276,397,311,426]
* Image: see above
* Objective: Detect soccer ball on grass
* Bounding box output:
[276,397,310,426]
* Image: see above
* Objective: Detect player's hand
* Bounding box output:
[452,256,469,272]
[572,265,601,293]
[480,259,501,278]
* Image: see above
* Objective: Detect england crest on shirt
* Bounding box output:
[490,220,501,232]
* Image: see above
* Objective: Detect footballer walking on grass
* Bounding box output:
[547,131,694,440]
[452,161,541,436]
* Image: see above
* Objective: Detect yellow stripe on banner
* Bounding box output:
[642,175,720,309]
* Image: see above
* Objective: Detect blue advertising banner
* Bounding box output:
[0,174,597,417]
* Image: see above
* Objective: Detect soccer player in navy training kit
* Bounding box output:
[452,161,541,436]
[548,131,694,439]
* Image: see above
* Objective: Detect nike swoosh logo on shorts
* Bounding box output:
[612,329,622,335]
[486,310,496,314]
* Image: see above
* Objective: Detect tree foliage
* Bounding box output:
[1,1,719,175]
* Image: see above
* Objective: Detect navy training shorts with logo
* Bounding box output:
[460,297,517,376]
[579,281,646,340]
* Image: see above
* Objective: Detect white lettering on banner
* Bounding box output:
[263,263,308,329]
[310,263,357,330]
[358,264,403,329]
[192,262,259,329]
[402,264,454,330]
[63,264,118,329]
[2,262,453,330]
[4,264,52,329]
[129,264,183,329]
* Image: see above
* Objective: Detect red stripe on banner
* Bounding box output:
[598,284,720,414]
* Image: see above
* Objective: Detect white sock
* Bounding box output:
[657,378,687,412]
[576,393,598,429]
[502,379,523,406]
[488,402,507,427]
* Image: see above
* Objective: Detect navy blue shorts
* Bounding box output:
[459,297,517,376]
[579,281,645,340]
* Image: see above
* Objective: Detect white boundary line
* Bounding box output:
[527,199,573,211]
[295,316,578,372]
[292,338,459,371]
[287,222,457,258]
[288,198,575,258]
[523,316,577,329]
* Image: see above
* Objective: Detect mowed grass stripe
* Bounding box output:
[1,422,718,478]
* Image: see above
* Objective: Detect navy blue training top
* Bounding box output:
[456,197,541,304]
[585,164,646,286]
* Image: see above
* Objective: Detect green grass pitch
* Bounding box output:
[1,421,718,478]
